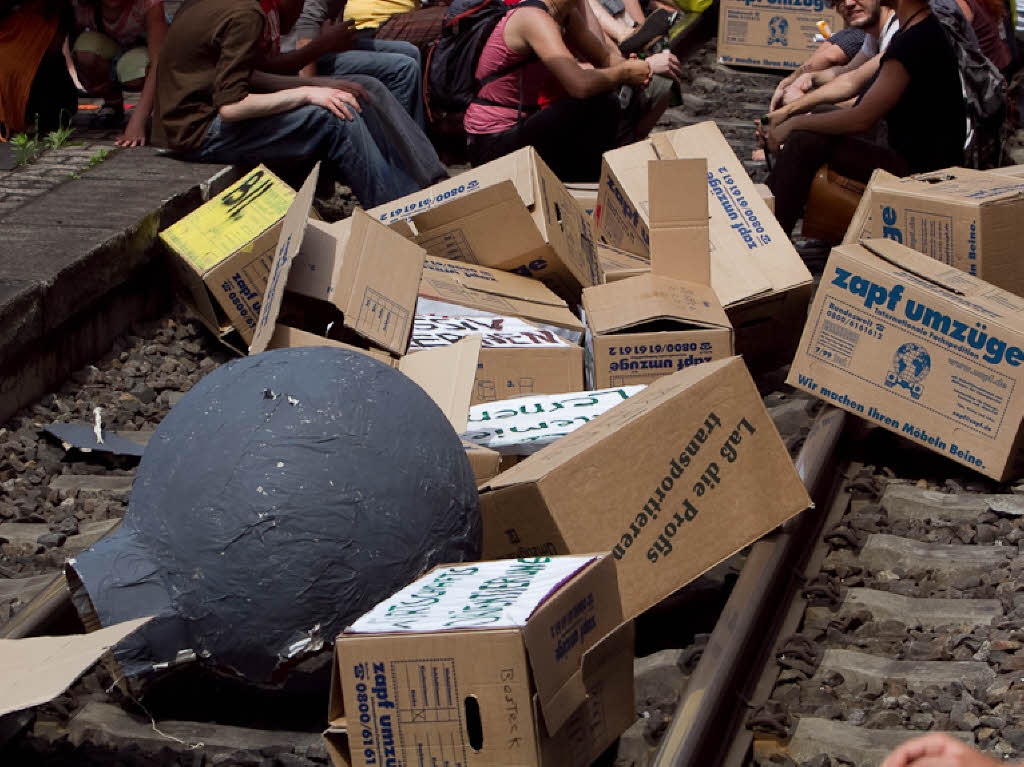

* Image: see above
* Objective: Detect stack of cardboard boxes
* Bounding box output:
[161,121,824,767]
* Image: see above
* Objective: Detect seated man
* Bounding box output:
[262,0,424,125]
[773,0,896,110]
[763,0,966,237]
[152,0,447,208]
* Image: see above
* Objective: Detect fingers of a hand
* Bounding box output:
[339,91,361,113]
[879,735,952,767]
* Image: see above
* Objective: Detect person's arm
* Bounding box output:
[566,5,623,67]
[880,733,1009,767]
[507,7,650,98]
[770,40,851,109]
[771,52,882,122]
[258,17,357,74]
[766,56,907,151]
[116,2,169,147]
[218,84,360,120]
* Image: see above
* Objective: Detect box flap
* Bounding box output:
[582,273,731,335]
[648,159,710,285]
[0,617,152,717]
[398,335,481,433]
[521,555,625,733]
[159,165,294,275]
[250,164,320,354]
[344,556,597,634]
[871,166,1024,205]
[481,357,735,490]
[289,219,340,302]
[337,209,424,355]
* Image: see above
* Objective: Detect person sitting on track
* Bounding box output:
[152,0,447,208]
[763,0,965,236]
[69,0,169,146]
[253,0,424,125]
[881,733,1011,767]
[464,0,681,181]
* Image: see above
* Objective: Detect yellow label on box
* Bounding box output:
[160,166,295,274]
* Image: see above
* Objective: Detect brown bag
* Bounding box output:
[374,5,449,59]
[802,164,866,245]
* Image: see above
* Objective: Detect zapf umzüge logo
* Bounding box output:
[885,343,931,400]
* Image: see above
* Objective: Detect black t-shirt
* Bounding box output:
[829,27,868,60]
[880,12,966,173]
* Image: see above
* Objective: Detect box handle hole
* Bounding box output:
[464,696,484,751]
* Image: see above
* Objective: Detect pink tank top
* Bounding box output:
[464,10,550,135]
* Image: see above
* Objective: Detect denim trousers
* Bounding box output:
[188,75,445,208]
[317,38,424,127]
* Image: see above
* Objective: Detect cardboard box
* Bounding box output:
[463,440,501,484]
[987,165,1024,179]
[754,182,776,213]
[583,273,735,388]
[718,0,842,70]
[325,554,635,767]
[410,315,584,404]
[250,168,426,358]
[595,122,813,371]
[844,168,1024,296]
[479,357,811,619]
[463,386,645,456]
[787,238,1024,480]
[418,256,585,338]
[566,182,599,219]
[160,165,297,343]
[597,243,651,283]
[354,148,601,304]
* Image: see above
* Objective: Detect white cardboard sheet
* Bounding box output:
[460,386,645,455]
[348,556,595,634]
[410,315,573,350]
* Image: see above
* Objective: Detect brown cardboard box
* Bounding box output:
[754,183,776,213]
[346,148,601,304]
[250,169,426,358]
[718,0,842,70]
[595,122,813,371]
[843,168,1024,296]
[410,315,583,404]
[583,273,734,387]
[325,554,635,767]
[463,440,501,484]
[787,238,1024,480]
[987,165,1024,179]
[597,243,650,282]
[567,182,599,219]
[160,165,297,343]
[418,256,585,337]
[479,356,811,619]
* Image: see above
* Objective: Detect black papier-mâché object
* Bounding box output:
[66,347,481,685]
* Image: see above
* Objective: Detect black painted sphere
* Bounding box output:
[92,347,481,683]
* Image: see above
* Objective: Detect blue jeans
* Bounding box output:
[188,75,440,207]
[317,39,424,127]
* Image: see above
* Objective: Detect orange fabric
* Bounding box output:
[0,10,59,140]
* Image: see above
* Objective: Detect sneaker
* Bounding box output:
[90,103,125,129]
[619,8,677,56]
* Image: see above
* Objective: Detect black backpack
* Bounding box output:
[424,0,546,125]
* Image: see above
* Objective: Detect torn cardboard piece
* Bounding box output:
[325,555,634,767]
[479,356,812,620]
[266,326,481,434]
[335,148,601,304]
[252,176,425,357]
[787,238,1024,480]
[418,256,585,338]
[845,168,1024,296]
[0,617,151,718]
[462,386,645,456]
[582,273,734,388]
[410,315,583,404]
[596,122,813,371]
[160,166,297,344]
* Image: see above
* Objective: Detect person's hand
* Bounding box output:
[319,17,358,52]
[304,85,362,120]
[644,50,682,82]
[770,79,787,111]
[780,72,814,106]
[764,116,792,154]
[880,734,1007,767]
[115,112,148,147]
[330,78,369,101]
[623,57,652,86]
